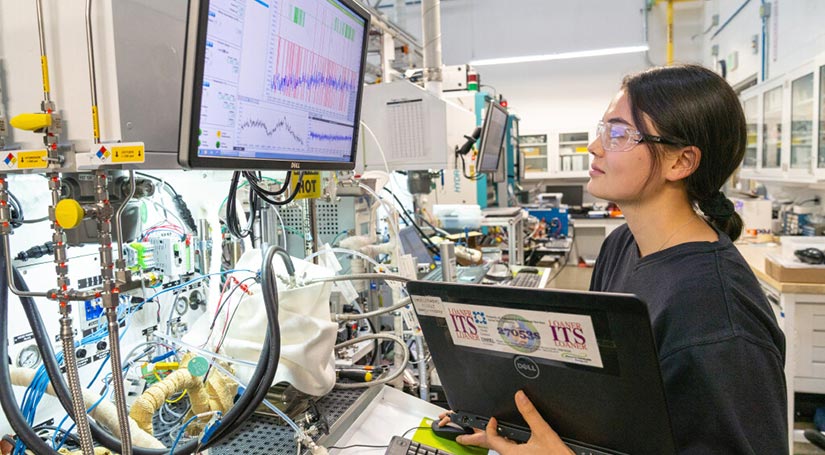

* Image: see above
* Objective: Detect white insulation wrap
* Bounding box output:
[185,249,338,396]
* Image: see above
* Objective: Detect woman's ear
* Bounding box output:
[665,146,702,182]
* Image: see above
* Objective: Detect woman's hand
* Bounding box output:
[449,391,574,454]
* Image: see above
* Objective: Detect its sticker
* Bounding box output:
[442,303,603,368]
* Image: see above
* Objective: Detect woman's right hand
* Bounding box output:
[437,411,490,448]
[440,391,574,454]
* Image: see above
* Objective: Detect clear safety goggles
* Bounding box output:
[596,120,681,152]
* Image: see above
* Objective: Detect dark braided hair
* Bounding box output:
[622,64,745,241]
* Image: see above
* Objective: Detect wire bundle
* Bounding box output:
[225,171,304,239]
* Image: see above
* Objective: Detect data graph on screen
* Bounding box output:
[271,37,358,114]
[195,0,366,165]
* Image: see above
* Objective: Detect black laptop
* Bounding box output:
[407,281,677,455]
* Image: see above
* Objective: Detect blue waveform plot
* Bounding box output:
[271,72,358,96]
[239,117,304,146]
[309,131,353,142]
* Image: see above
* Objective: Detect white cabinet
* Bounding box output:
[739,57,825,182]
[521,129,592,180]
[518,134,549,177]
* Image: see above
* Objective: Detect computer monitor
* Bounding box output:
[545,185,584,207]
[178,0,370,170]
[476,100,509,174]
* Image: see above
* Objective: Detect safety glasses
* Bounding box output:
[596,120,681,152]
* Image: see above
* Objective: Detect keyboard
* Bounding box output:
[384,436,453,455]
[423,264,488,283]
[510,271,540,288]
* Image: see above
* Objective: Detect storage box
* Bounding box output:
[765,255,825,283]
[730,198,772,236]
[433,204,482,232]
[780,236,825,261]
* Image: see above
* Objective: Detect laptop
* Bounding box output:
[399,226,488,283]
[407,281,677,455]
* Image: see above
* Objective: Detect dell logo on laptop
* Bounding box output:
[291,162,301,169]
[513,356,540,379]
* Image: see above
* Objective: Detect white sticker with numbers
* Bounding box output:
[410,295,447,318]
[442,302,603,368]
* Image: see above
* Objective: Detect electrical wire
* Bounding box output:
[9,256,276,455]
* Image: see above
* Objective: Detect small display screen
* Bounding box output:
[477,101,509,173]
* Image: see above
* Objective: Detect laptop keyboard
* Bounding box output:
[423,265,488,283]
[382,435,612,455]
[384,436,452,455]
[510,271,540,288]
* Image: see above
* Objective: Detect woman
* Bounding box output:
[443,64,787,454]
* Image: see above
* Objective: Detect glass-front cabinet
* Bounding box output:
[739,59,825,182]
[820,65,825,170]
[743,97,758,168]
[557,131,590,174]
[790,73,814,170]
[518,134,548,177]
[762,85,782,169]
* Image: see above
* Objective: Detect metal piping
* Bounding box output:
[93,171,132,455]
[114,170,135,268]
[85,0,101,143]
[49,172,96,455]
[666,0,674,64]
[421,0,442,95]
[34,0,51,103]
[642,1,656,67]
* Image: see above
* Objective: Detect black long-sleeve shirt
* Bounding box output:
[590,224,787,454]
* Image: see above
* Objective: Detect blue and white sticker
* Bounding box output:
[442,302,603,368]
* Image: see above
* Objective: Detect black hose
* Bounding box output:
[9,245,282,454]
[0,247,61,454]
[226,171,255,239]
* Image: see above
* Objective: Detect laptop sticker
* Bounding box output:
[410,295,448,318]
[442,302,603,368]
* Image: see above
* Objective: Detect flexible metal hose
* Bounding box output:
[60,314,96,455]
[107,307,133,455]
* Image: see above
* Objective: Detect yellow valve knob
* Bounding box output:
[9,113,52,131]
[54,199,85,230]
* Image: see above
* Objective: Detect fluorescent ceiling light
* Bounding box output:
[469,45,650,66]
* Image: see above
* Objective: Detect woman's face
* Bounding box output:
[586,90,659,205]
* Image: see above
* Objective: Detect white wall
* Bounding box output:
[383,0,704,135]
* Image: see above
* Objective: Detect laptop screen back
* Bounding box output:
[399,226,433,266]
[407,281,676,455]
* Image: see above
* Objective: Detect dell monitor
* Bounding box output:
[476,100,509,174]
[179,0,370,170]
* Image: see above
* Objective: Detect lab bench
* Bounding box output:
[737,242,825,452]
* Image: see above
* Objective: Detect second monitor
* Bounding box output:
[476,100,509,174]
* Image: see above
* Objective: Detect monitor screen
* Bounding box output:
[476,101,508,173]
[179,0,370,170]
[545,185,584,207]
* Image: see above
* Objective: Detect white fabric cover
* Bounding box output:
[185,249,337,396]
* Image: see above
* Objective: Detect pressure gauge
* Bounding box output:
[17,345,41,369]
[174,296,189,316]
